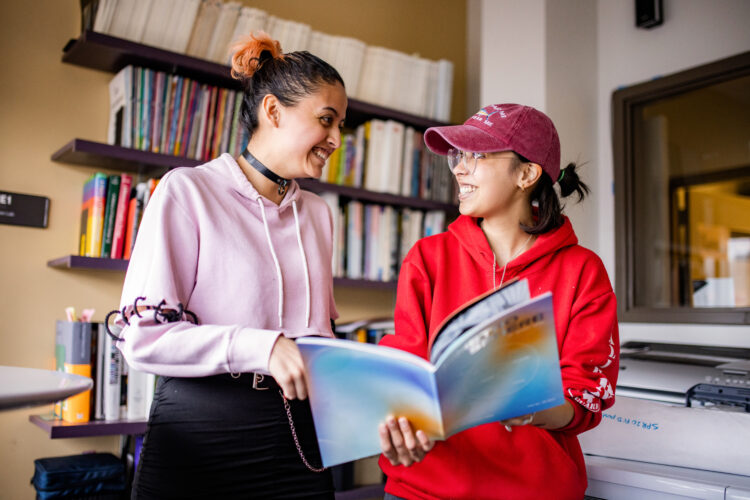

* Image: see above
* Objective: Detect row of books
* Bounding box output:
[79,172,157,259]
[322,120,455,203]
[54,321,155,423]
[108,64,455,203]
[85,0,454,121]
[108,65,249,161]
[335,318,395,345]
[321,194,446,282]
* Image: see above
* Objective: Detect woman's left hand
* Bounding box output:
[500,413,536,431]
[379,416,434,467]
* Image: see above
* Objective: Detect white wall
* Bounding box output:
[545,0,598,249]
[478,0,547,111]
[596,0,750,347]
[473,0,750,347]
[474,0,599,249]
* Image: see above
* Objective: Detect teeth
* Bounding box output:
[313,148,329,161]
[459,185,476,194]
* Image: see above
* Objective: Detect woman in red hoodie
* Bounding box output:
[378,103,619,500]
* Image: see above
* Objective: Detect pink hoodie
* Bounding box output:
[117,153,338,377]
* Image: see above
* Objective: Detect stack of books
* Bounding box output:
[79,172,158,260]
[84,0,454,121]
[108,65,249,162]
[335,318,395,345]
[321,120,454,203]
[320,193,446,283]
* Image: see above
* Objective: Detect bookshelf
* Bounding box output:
[47,254,399,290]
[51,32,457,291]
[29,414,147,439]
[63,31,450,130]
[52,139,456,212]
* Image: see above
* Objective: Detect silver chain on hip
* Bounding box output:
[279,390,326,473]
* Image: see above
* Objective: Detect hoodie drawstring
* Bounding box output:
[256,197,312,329]
[292,200,311,328]
[257,198,284,328]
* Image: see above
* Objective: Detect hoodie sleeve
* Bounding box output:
[116,173,281,377]
[557,256,619,435]
[378,258,432,360]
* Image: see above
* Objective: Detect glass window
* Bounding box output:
[614,52,750,324]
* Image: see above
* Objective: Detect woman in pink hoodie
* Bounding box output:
[113,32,346,499]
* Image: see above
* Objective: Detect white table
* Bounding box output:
[0,365,93,411]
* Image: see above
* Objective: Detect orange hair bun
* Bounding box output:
[230,31,284,79]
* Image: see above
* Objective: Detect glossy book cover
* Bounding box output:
[297,288,564,467]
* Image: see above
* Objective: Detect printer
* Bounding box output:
[580,341,750,499]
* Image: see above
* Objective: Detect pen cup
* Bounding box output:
[55,321,93,423]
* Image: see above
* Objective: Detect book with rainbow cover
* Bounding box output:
[297,279,564,467]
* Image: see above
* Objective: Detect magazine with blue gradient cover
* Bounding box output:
[297,284,564,467]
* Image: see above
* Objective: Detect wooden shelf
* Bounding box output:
[51,139,180,175]
[48,255,128,271]
[29,414,147,438]
[47,255,398,289]
[51,139,457,212]
[63,30,450,130]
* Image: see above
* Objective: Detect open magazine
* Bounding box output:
[297,279,564,467]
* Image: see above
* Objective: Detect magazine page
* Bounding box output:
[297,338,443,467]
[429,279,530,363]
[433,293,565,437]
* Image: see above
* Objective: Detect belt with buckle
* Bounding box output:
[228,372,275,390]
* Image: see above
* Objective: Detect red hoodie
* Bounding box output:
[379,215,619,500]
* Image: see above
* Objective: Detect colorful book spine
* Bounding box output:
[210,87,227,158]
[201,86,219,161]
[110,173,133,259]
[123,182,148,259]
[159,75,177,154]
[79,185,91,256]
[150,71,165,153]
[167,76,185,154]
[133,67,143,150]
[227,91,243,156]
[99,323,122,421]
[122,188,137,261]
[83,172,108,257]
[58,321,93,423]
[53,323,66,418]
[99,174,121,258]
[173,79,194,156]
[178,80,199,157]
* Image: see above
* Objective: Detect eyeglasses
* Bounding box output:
[446,149,488,176]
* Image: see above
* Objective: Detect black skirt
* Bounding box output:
[132,373,334,499]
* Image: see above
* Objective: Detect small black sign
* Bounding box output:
[0,190,50,228]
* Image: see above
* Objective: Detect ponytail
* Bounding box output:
[516,154,590,234]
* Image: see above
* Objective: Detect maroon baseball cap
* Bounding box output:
[424,103,562,181]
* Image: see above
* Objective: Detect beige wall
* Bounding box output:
[0,1,466,497]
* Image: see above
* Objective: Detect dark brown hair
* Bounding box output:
[514,153,590,234]
[230,31,345,139]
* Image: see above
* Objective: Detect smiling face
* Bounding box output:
[273,82,347,179]
[452,152,524,218]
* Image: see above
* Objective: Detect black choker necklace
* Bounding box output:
[241,149,290,196]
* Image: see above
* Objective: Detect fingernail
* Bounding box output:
[504,425,513,432]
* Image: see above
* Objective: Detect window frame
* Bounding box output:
[613,50,750,325]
